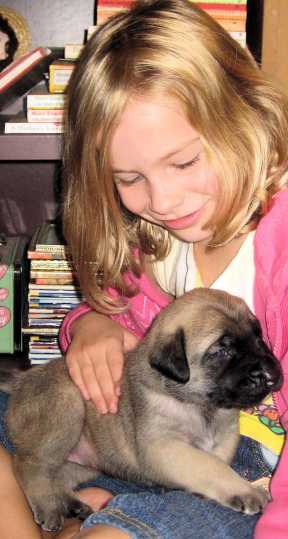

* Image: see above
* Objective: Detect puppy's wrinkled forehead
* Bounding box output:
[155,288,255,353]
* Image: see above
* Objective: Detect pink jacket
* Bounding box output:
[60,189,288,539]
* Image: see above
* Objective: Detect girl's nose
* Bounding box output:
[149,177,182,215]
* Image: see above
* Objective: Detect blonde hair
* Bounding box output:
[63,0,288,312]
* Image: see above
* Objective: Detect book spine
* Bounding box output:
[27,95,66,109]
[64,44,84,59]
[27,109,64,123]
[4,122,64,134]
[33,278,75,285]
[191,0,246,4]
[27,252,67,260]
[49,64,75,94]
[0,47,50,91]
[213,18,246,32]
[195,2,246,8]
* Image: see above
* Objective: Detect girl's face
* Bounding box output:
[110,94,219,243]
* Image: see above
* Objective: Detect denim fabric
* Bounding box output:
[79,435,271,539]
[0,389,271,539]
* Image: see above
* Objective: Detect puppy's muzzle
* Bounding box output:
[246,358,283,393]
[209,343,283,409]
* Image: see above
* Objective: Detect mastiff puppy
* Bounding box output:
[1,288,282,531]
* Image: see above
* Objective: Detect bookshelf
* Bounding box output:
[0,123,62,236]
[0,131,62,160]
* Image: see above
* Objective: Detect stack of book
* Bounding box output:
[0,46,59,111]
[96,0,247,48]
[23,222,83,365]
[24,82,66,132]
[1,46,66,134]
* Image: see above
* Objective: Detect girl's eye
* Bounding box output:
[174,154,200,170]
[113,175,143,186]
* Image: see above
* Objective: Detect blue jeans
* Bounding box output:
[0,389,272,539]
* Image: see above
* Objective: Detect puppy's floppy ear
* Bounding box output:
[149,328,190,383]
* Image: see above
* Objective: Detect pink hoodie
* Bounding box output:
[60,189,288,538]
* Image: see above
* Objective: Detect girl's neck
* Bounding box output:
[193,233,249,288]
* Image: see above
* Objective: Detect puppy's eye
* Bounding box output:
[206,347,233,362]
[205,335,234,362]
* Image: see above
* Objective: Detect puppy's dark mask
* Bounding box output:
[204,330,283,408]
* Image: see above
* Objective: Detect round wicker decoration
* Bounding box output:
[0,5,31,58]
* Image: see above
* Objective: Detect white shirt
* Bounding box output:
[153,232,256,312]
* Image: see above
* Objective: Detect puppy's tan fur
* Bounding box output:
[2,288,282,531]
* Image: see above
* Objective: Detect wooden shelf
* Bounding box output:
[0,131,62,161]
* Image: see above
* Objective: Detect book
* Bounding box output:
[87,26,98,39]
[4,114,64,134]
[26,83,66,110]
[64,44,84,59]
[49,60,76,94]
[29,284,78,290]
[30,271,75,279]
[28,222,69,256]
[27,108,64,123]
[96,1,247,37]
[24,222,84,364]
[190,1,246,3]
[0,47,63,111]
[30,259,73,270]
[34,277,75,285]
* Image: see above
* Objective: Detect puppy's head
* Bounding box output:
[148,288,282,409]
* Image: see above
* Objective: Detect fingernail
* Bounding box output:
[109,402,118,414]
[99,405,108,415]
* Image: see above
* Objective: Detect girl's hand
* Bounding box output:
[65,311,138,414]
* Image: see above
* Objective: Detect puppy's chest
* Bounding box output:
[150,395,228,454]
[180,409,221,452]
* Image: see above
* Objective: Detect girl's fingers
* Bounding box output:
[66,353,90,400]
[123,330,139,351]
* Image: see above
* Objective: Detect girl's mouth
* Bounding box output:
[161,209,202,230]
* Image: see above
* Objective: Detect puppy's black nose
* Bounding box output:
[248,365,282,392]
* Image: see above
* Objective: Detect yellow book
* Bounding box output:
[49,60,76,94]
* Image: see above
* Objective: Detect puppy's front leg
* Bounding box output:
[142,438,269,514]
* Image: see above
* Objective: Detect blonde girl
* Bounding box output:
[1,0,288,538]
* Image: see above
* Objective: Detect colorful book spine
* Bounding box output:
[0,47,51,91]
[49,61,75,93]
[96,1,247,37]
[4,120,64,134]
[27,108,64,123]
[27,93,66,110]
[64,44,84,59]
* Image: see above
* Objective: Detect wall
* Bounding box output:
[262,0,288,91]
[0,0,95,49]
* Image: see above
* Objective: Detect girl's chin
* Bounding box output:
[170,228,213,244]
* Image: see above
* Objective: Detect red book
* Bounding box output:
[0,47,63,110]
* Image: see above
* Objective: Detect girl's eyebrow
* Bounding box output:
[112,136,200,174]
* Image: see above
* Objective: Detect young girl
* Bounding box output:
[1,0,288,537]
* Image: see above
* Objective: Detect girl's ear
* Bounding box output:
[149,328,190,383]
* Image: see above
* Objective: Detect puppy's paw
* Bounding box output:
[32,505,64,532]
[67,497,93,520]
[31,495,93,531]
[227,487,270,515]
